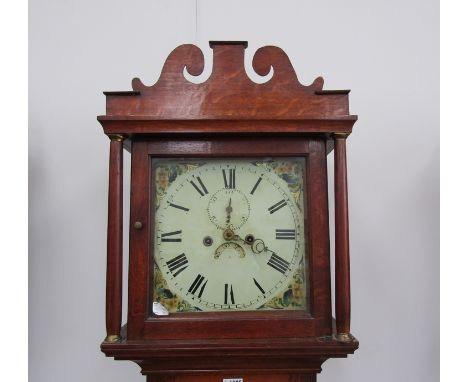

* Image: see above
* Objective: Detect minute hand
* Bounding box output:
[232,235,269,255]
[235,235,291,274]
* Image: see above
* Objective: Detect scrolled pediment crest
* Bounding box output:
[104,42,352,119]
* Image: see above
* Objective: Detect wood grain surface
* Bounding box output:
[99,41,358,381]
[334,135,351,335]
[105,137,123,340]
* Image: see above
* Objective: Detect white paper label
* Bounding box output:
[152,302,169,316]
[223,379,243,382]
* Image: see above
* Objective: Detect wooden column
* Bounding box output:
[333,133,352,342]
[105,134,124,342]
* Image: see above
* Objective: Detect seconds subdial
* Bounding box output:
[207,188,250,230]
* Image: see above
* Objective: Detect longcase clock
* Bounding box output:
[98,41,358,382]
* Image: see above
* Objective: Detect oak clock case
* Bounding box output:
[128,139,323,341]
[152,157,307,314]
[99,41,358,382]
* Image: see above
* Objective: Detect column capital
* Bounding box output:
[107,134,125,142]
[333,132,350,139]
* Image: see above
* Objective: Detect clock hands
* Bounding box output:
[250,238,267,254]
[211,187,279,259]
[207,188,250,230]
[236,234,291,276]
[243,237,276,256]
[222,226,237,241]
[225,197,232,226]
[222,227,275,256]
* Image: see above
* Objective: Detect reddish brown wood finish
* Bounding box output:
[104,336,358,363]
[99,118,356,138]
[99,41,358,381]
[105,136,124,341]
[307,140,332,336]
[333,134,351,336]
[101,327,357,380]
[97,42,357,139]
[103,42,350,119]
[127,137,331,340]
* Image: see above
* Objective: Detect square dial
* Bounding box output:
[152,157,307,313]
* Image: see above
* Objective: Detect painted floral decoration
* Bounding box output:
[152,158,306,313]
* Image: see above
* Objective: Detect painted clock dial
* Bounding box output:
[152,158,307,313]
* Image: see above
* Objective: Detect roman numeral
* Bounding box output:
[166,253,188,277]
[276,229,296,240]
[267,253,290,274]
[190,176,209,196]
[268,199,287,214]
[168,202,189,212]
[188,274,208,298]
[224,284,235,304]
[253,278,265,294]
[222,169,236,189]
[161,230,182,242]
[250,177,262,195]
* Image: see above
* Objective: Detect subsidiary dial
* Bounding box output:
[207,188,250,230]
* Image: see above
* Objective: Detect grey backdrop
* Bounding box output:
[29,1,439,381]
